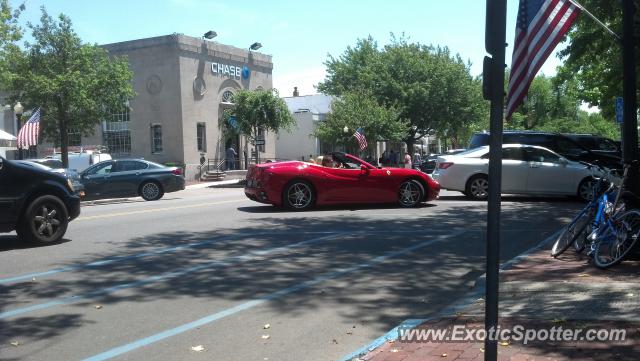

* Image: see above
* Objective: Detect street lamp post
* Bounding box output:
[343,126,349,152]
[13,102,23,160]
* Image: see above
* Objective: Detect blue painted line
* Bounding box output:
[340,228,561,361]
[82,232,461,361]
[341,319,425,361]
[0,233,344,319]
[0,231,340,285]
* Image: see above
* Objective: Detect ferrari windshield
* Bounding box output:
[331,152,365,169]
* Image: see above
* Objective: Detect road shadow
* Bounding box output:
[237,203,436,213]
[0,235,72,252]
[0,198,586,351]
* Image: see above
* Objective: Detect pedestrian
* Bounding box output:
[389,150,397,167]
[226,145,237,170]
[404,152,412,169]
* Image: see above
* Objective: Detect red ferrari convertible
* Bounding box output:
[244,152,440,210]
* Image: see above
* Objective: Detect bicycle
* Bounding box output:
[550,163,621,258]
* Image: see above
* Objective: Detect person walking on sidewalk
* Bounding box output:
[404,152,412,169]
[226,145,237,170]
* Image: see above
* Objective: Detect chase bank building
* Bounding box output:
[79,34,275,179]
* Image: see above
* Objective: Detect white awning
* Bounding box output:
[0,129,16,148]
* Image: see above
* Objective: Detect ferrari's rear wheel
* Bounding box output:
[398,180,424,207]
[283,180,315,211]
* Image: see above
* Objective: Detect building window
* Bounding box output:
[221,90,235,104]
[103,108,131,156]
[258,127,265,153]
[197,122,206,152]
[67,129,81,147]
[151,124,163,153]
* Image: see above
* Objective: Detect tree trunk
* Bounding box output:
[253,126,259,164]
[59,115,69,169]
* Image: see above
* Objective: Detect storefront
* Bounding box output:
[41,34,276,180]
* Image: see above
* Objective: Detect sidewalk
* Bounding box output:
[350,246,640,361]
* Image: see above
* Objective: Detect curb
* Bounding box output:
[339,227,563,361]
[185,179,241,189]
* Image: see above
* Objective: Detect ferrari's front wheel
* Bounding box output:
[398,180,424,207]
[283,180,315,211]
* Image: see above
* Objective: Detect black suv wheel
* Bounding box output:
[17,195,69,244]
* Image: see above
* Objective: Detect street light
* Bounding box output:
[13,101,23,159]
[343,126,349,134]
[249,42,262,51]
[203,30,217,39]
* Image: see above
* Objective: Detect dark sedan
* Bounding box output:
[80,159,185,201]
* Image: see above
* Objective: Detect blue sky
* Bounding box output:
[12,0,563,96]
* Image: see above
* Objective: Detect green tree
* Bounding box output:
[318,35,486,154]
[0,0,23,88]
[10,8,134,167]
[222,89,295,163]
[556,0,640,118]
[314,92,408,152]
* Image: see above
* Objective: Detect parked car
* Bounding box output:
[468,131,622,169]
[79,159,185,201]
[415,154,440,174]
[432,144,599,201]
[14,160,85,197]
[562,133,621,157]
[51,151,112,172]
[244,151,440,210]
[0,156,81,244]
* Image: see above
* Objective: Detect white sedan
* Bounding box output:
[431,144,597,200]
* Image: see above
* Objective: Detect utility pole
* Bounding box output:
[622,0,638,189]
[482,1,507,360]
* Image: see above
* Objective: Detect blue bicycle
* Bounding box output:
[551,163,621,257]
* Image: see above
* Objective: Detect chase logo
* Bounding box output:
[241,66,250,79]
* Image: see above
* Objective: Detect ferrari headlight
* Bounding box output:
[66,178,75,193]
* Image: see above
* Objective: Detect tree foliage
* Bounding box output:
[556,0,640,118]
[221,89,295,162]
[0,0,23,87]
[314,92,408,150]
[318,35,486,154]
[10,8,134,167]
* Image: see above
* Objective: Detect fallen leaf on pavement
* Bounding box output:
[261,335,270,340]
[191,345,205,352]
[578,274,590,277]
[10,341,20,347]
[627,293,635,297]
[441,353,448,357]
[480,347,485,352]
[346,331,353,335]
[94,305,103,309]
[332,339,338,344]
[263,323,271,329]
[390,348,399,353]
[499,341,510,346]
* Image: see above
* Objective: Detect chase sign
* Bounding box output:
[211,62,250,80]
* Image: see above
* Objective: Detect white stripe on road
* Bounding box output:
[82,230,464,361]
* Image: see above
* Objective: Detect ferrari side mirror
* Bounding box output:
[360,165,369,174]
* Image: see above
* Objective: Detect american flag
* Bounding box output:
[353,127,367,150]
[506,0,580,119]
[17,108,41,149]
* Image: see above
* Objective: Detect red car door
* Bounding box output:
[321,167,370,202]
[362,167,398,202]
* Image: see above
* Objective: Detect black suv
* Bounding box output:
[0,156,81,244]
[468,131,622,169]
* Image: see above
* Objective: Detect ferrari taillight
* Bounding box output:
[438,162,453,169]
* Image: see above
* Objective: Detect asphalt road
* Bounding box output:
[0,186,583,361]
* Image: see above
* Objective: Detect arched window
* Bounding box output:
[221,90,235,104]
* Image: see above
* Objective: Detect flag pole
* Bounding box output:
[568,0,621,41]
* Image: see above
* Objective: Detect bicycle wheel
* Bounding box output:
[593,210,640,268]
[551,205,593,258]
[573,206,596,254]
